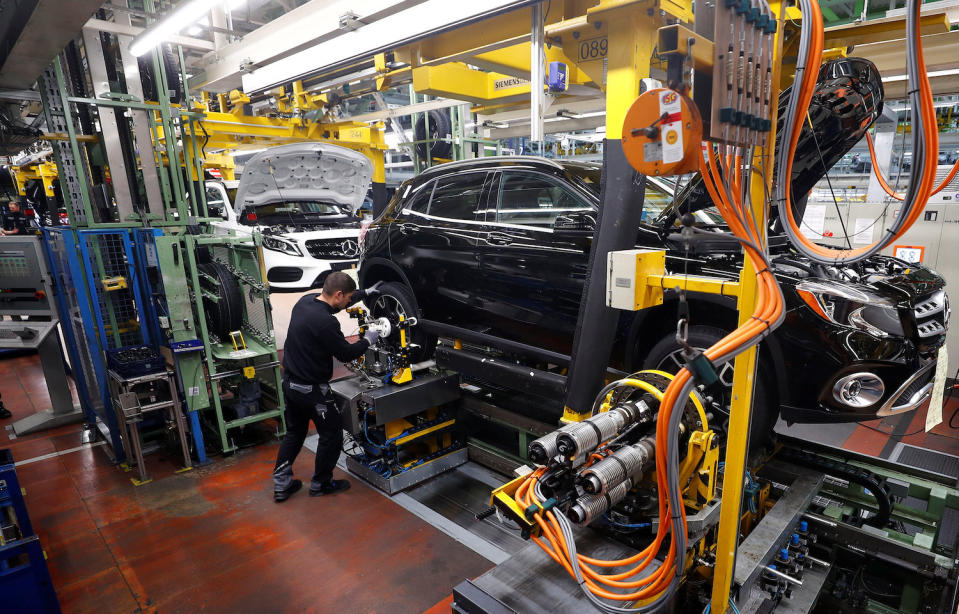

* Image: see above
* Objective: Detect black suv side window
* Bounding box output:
[496,171,592,228]
[402,180,435,215]
[427,172,487,221]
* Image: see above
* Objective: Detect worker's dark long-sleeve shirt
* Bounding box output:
[282,293,369,385]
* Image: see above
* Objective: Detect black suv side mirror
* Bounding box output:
[554,211,596,232]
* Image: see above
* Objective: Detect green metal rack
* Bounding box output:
[36,3,286,461]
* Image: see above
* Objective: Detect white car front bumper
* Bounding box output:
[263,248,358,290]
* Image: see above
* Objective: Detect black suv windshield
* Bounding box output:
[560,163,723,229]
[242,201,351,225]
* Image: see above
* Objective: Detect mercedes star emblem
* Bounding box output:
[340,239,360,257]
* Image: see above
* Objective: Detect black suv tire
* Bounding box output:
[643,324,776,451]
[369,282,437,363]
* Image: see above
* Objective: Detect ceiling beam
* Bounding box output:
[190,0,432,93]
[854,30,959,77]
[882,74,959,98]
[84,18,215,51]
[0,0,104,90]
[238,0,540,94]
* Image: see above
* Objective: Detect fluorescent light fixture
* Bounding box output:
[187,17,209,37]
[129,0,244,57]
[881,68,959,83]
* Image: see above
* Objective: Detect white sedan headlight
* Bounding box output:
[262,235,302,257]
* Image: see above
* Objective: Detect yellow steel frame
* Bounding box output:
[394,419,456,446]
[165,104,388,187]
[202,152,237,181]
[11,160,59,198]
[412,62,533,105]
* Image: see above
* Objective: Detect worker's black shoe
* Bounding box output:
[274,479,302,502]
[0,406,10,419]
[310,479,350,496]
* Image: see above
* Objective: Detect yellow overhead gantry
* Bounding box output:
[10,158,58,199]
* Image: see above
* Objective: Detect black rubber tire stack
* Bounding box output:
[198,262,243,339]
[414,110,453,160]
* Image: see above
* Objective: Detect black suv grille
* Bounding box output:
[913,290,949,339]
[305,238,360,259]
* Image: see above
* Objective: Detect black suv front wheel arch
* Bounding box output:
[643,324,778,451]
[369,281,437,363]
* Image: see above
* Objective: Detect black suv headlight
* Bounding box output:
[796,280,903,337]
[262,235,302,257]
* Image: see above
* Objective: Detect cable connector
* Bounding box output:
[676,319,720,387]
[684,351,720,388]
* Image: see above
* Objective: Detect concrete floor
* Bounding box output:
[2,354,492,614]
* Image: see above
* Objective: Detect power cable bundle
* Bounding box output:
[865,131,959,201]
[776,0,939,265]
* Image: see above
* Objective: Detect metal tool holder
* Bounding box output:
[331,371,465,494]
[108,369,193,485]
[42,228,161,461]
[0,234,83,436]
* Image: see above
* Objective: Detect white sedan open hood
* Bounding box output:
[234,142,373,215]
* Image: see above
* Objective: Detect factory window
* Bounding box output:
[496,172,592,228]
[427,172,488,221]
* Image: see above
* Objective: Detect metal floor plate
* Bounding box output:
[307,434,526,560]
[404,462,528,556]
[890,443,959,483]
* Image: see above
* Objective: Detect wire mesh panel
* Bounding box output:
[79,231,151,351]
[38,62,90,227]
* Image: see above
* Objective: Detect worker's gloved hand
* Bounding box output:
[363,329,381,345]
[365,281,384,297]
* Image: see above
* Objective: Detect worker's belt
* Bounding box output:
[285,378,332,397]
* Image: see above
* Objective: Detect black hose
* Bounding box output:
[779,447,893,528]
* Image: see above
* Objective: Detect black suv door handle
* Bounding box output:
[398,223,415,235]
[487,232,512,246]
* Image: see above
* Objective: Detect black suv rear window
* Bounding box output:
[404,180,434,214]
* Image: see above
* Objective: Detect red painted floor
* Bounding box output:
[3,353,493,614]
[5,351,959,613]
[840,391,959,458]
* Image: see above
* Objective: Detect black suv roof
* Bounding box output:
[413,156,578,183]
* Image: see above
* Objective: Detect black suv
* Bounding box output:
[359,59,948,425]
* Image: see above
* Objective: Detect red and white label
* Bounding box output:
[659,90,683,164]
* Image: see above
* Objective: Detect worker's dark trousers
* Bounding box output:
[273,379,343,493]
